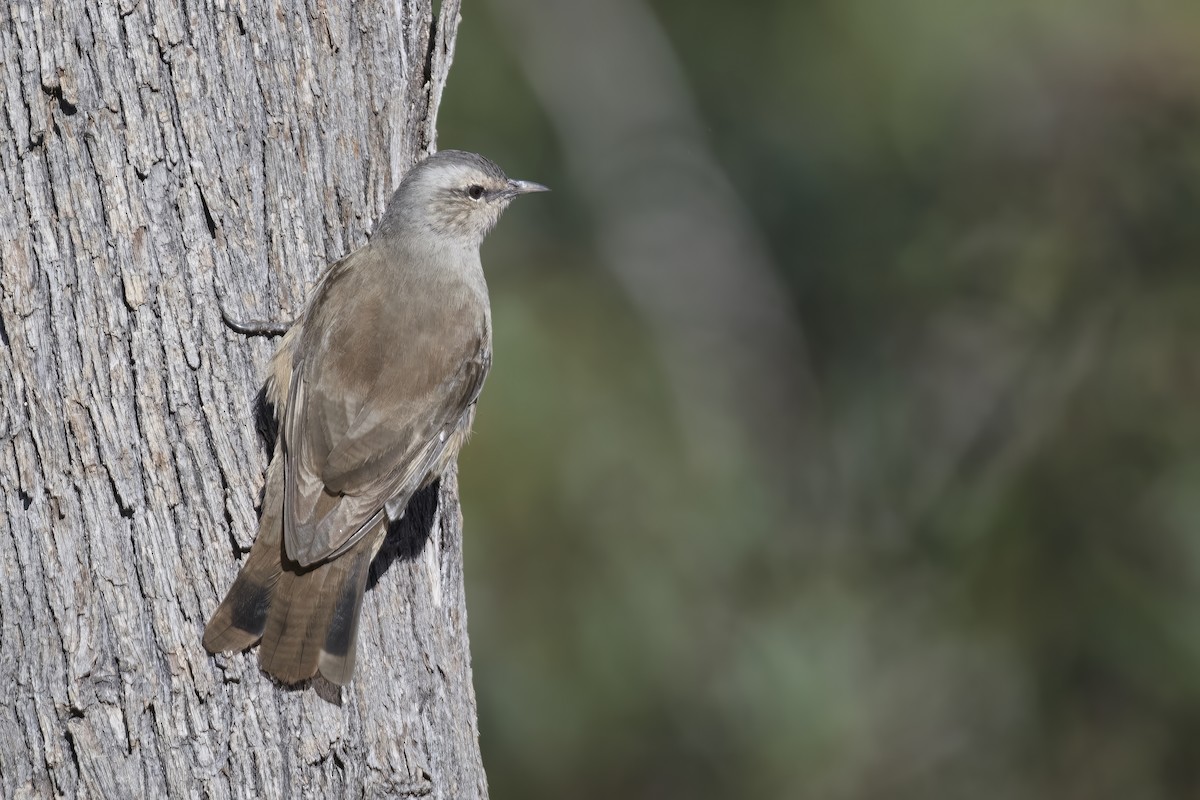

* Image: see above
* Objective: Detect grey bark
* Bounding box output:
[0,1,489,798]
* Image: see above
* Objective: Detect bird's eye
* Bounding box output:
[467,184,485,200]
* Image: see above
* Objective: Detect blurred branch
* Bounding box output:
[492,0,835,526]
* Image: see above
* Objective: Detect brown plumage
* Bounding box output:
[204,150,547,685]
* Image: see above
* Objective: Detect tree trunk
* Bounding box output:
[0,1,488,797]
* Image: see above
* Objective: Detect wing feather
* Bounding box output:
[279,249,491,568]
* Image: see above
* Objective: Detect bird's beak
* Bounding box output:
[507,179,550,195]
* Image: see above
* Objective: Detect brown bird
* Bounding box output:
[204,150,547,685]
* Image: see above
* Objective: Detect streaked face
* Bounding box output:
[426,163,522,243]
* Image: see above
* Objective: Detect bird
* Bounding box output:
[203,149,547,685]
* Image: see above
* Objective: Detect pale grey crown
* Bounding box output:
[373,149,547,248]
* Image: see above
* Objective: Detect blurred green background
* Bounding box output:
[439,1,1200,798]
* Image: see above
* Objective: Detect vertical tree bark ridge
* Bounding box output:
[0,0,485,797]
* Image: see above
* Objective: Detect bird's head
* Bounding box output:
[376,149,548,249]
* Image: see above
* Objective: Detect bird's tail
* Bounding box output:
[202,456,382,685]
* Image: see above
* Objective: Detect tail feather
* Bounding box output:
[203,454,385,686]
[256,565,324,683]
[201,565,280,653]
[203,456,287,653]
[317,539,377,684]
[256,524,383,685]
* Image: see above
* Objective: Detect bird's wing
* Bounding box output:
[280,250,490,567]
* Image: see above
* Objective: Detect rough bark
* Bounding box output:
[0,1,489,797]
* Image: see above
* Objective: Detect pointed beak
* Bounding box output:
[507,179,550,195]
